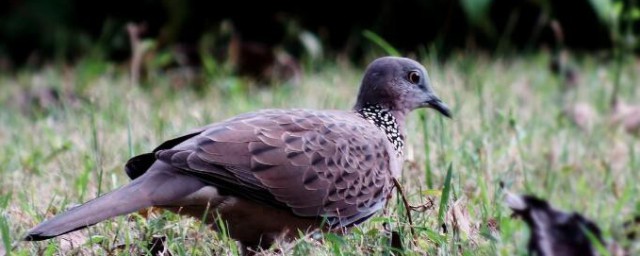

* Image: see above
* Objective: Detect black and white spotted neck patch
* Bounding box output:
[357,104,404,155]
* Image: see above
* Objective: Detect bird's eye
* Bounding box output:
[408,71,420,84]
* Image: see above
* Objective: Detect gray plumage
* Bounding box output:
[24,56,451,251]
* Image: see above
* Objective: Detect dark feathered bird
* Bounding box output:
[505,193,606,256]
[24,57,451,253]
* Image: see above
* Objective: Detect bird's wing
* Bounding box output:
[154,109,394,227]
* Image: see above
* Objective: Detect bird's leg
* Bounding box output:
[391,177,417,241]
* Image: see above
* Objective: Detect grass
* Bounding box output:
[0,52,639,255]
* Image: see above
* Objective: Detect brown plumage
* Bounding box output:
[24,56,451,252]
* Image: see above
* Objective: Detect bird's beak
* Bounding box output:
[425,97,452,118]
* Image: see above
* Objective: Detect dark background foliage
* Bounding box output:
[0,0,637,68]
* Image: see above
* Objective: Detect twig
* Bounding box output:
[392,177,417,243]
[409,197,435,212]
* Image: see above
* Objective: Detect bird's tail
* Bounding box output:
[24,179,152,241]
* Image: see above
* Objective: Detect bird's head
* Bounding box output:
[354,56,451,118]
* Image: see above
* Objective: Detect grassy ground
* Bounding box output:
[1,53,639,255]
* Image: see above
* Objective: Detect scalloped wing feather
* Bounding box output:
[155,109,394,227]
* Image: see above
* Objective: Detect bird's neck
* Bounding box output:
[355,104,406,156]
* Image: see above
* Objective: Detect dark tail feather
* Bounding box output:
[24,180,152,241]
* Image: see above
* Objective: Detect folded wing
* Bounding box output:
[154,109,394,227]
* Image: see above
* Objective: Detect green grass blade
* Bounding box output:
[420,111,433,188]
[88,105,104,196]
[324,233,345,256]
[0,216,10,255]
[127,107,134,158]
[438,163,453,226]
[362,30,400,56]
[582,225,610,256]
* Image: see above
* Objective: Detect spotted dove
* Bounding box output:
[24,56,451,251]
[505,193,606,256]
